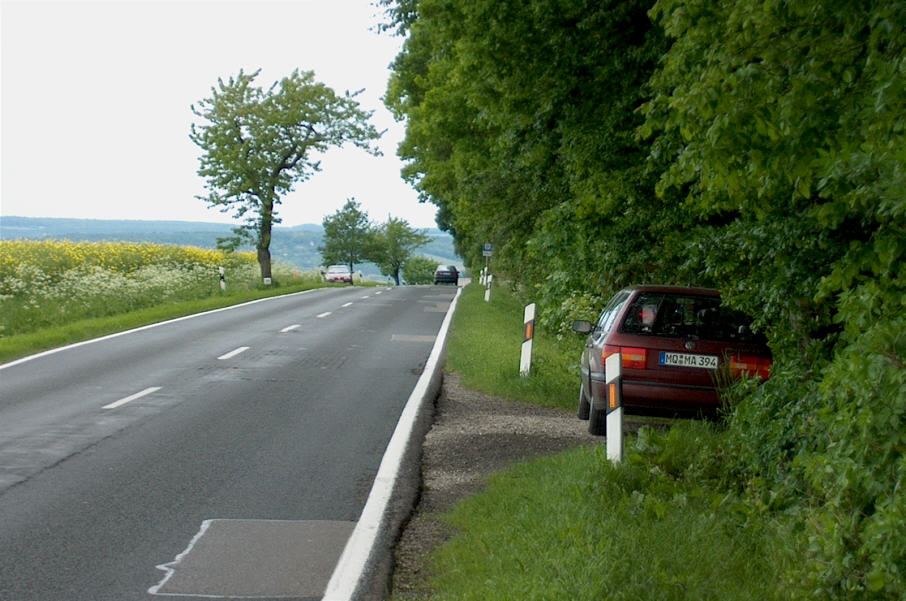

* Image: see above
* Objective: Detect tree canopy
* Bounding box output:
[382,0,906,597]
[370,217,430,285]
[319,198,372,275]
[190,69,381,282]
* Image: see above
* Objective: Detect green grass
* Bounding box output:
[431,440,797,601]
[408,282,802,601]
[0,280,365,364]
[446,282,583,409]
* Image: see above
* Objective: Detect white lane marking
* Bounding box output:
[1,288,322,371]
[280,324,301,333]
[374,291,383,295]
[217,346,249,360]
[341,302,353,308]
[103,386,162,410]
[317,312,332,318]
[360,296,370,299]
[324,286,462,601]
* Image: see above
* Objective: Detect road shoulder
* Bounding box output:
[391,372,598,599]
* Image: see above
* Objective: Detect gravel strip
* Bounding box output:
[389,372,600,600]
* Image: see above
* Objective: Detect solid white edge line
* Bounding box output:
[102,386,162,410]
[322,286,461,601]
[280,324,301,333]
[217,346,249,361]
[0,288,323,372]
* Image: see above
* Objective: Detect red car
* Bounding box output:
[573,285,771,430]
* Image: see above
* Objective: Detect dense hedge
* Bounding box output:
[382,0,906,598]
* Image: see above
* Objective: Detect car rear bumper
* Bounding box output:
[590,373,721,414]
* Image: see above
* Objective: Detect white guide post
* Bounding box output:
[519,303,536,376]
[605,352,623,463]
[484,274,493,302]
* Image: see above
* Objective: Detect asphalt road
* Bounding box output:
[0,285,457,601]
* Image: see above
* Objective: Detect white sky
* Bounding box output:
[0,0,438,228]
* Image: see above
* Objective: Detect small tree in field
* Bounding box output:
[401,255,437,285]
[370,217,430,285]
[191,69,381,283]
[319,199,373,279]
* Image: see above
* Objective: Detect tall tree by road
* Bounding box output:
[190,69,381,283]
[370,217,430,285]
[319,199,372,278]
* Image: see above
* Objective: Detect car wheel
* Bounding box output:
[588,388,607,436]
[577,381,590,420]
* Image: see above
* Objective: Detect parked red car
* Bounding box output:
[573,285,771,430]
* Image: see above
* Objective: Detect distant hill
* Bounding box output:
[0,216,462,274]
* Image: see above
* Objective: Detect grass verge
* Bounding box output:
[412,282,800,600]
[446,281,582,410]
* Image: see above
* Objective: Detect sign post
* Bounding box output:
[482,242,494,302]
[520,303,536,376]
[605,352,623,463]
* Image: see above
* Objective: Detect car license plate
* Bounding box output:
[658,352,719,369]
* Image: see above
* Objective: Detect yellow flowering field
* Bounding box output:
[0,239,255,280]
[0,240,262,337]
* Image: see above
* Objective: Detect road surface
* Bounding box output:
[0,285,457,600]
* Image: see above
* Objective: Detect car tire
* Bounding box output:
[588,390,607,436]
[577,382,590,420]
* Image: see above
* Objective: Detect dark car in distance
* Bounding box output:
[434,265,459,285]
[573,285,771,430]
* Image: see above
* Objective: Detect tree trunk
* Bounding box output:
[392,267,401,286]
[258,201,274,284]
[258,245,272,283]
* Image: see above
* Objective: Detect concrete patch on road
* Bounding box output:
[391,335,436,343]
[150,519,355,598]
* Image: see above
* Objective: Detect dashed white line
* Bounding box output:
[218,346,249,360]
[103,386,161,410]
[360,296,370,299]
[341,302,353,308]
[317,312,332,318]
[280,324,301,333]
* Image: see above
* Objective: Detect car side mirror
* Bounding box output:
[572,320,593,334]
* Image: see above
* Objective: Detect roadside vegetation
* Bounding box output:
[405,282,802,600]
[382,1,905,598]
[0,239,327,363]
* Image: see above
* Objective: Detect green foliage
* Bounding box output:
[369,216,430,284]
[384,0,906,597]
[191,69,380,281]
[400,254,436,285]
[319,198,373,272]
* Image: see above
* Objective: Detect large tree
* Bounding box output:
[190,69,381,282]
[369,216,430,285]
[319,198,373,277]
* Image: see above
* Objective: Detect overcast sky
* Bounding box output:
[1,0,438,228]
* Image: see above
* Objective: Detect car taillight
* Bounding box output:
[602,345,647,370]
[729,355,772,379]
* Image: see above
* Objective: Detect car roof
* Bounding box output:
[619,285,720,297]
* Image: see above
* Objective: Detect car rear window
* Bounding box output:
[595,291,630,334]
[619,293,765,343]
